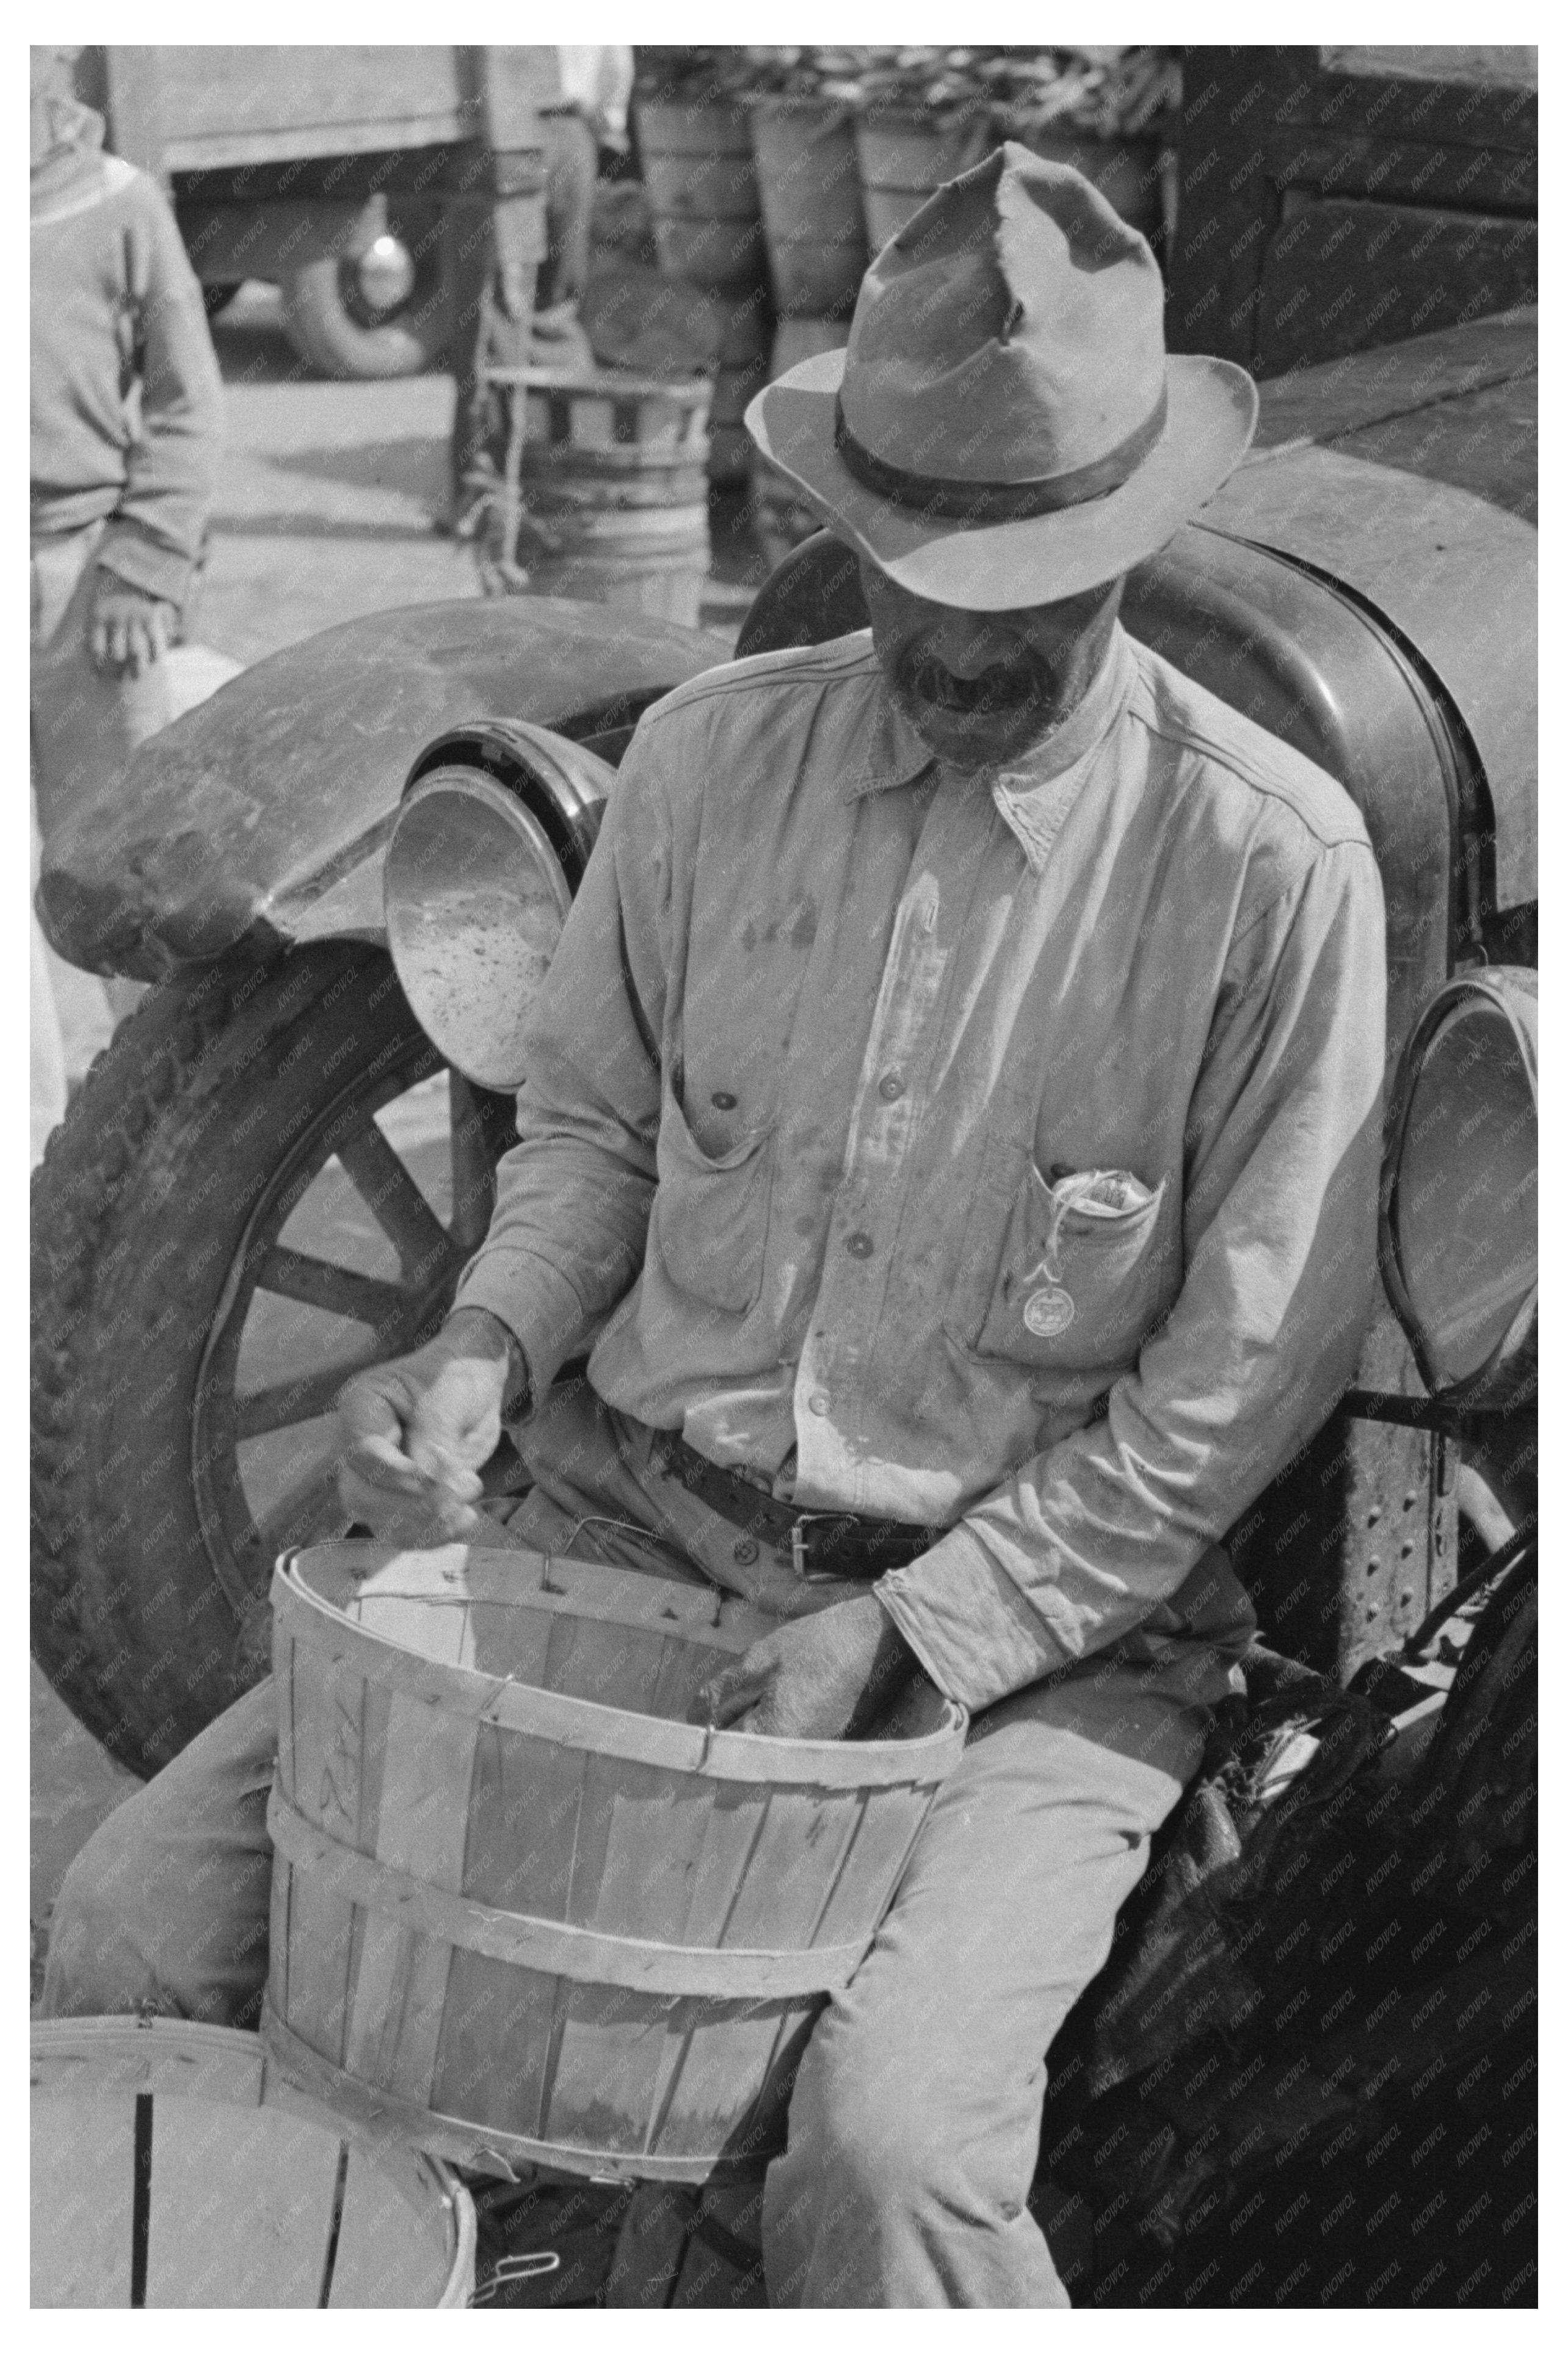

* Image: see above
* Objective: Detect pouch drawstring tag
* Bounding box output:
[1022,1168,1105,1289]
[1019,1171,1102,1337]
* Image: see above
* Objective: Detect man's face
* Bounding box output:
[858,556,1125,771]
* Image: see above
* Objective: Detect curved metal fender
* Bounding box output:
[35,596,725,977]
[1205,448,1537,910]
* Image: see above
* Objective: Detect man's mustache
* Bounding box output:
[901,646,1055,716]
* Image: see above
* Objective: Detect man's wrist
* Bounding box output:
[441,1307,531,1417]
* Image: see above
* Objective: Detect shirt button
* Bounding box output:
[877,1073,904,1102]
[808,1390,830,1417]
[711,1090,738,1110]
[845,1232,874,1258]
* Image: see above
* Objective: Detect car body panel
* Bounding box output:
[35,597,727,976]
[1221,308,1537,910]
[1205,450,1536,908]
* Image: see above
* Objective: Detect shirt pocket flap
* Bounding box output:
[653,1088,776,1315]
[659,1088,772,1177]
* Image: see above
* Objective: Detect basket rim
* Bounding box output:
[274,1547,968,1790]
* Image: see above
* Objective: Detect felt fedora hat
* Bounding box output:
[747,142,1258,610]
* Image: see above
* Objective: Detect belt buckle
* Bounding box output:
[790,1513,858,1583]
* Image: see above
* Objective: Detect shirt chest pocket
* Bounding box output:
[946,1152,1177,1374]
[650,1086,776,1317]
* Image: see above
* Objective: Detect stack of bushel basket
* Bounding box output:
[634,54,775,491]
[747,71,871,569]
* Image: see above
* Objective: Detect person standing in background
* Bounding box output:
[445,44,633,531]
[29,44,224,1158]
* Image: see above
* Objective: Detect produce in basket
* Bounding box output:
[634,46,1181,140]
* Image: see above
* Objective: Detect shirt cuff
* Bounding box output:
[93,525,195,608]
[451,1247,596,1402]
[875,1524,1072,1715]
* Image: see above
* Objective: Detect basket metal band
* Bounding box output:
[267,1784,865,2000]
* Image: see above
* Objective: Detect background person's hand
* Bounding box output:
[333,1309,521,1545]
[89,579,177,679]
[692,1593,920,1741]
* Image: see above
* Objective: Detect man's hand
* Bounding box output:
[692,1593,920,1742]
[333,1309,522,1546]
[89,579,177,679]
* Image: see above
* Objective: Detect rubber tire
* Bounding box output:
[280,211,453,380]
[31,945,460,1776]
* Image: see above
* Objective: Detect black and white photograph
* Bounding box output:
[27,27,1539,2312]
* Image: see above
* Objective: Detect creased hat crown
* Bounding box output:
[838,142,1168,492]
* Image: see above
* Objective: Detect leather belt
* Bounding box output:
[651,1433,942,1582]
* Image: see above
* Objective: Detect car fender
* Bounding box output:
[36,596,725,977]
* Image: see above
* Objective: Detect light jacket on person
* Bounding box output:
[30,98,223,608]
[456,625,1387,1713]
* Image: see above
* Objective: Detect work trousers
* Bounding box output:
[43,1380,1222,2306]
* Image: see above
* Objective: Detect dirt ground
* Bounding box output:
[31,284,761,1994]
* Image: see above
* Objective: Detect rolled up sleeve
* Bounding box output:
[878,839,1387,1713]
[454,728,672,1393]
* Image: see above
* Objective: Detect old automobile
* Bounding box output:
[31,310,1536,2304]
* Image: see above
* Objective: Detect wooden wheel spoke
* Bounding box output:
[233,1355,382,1442]
[335,1122,457,1283]
[255,1245,413,1334]
[448,1073,499,1253]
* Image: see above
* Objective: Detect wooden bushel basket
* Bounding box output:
[484,367,714,625]
[31,2019,474,2308]
[749,95,869,320]
[853,103,998,251]
[263,1544,966,2183]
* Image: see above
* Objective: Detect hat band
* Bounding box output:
[833,382,1169,523]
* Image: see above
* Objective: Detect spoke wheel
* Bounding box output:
[32,945,515,1773]
[194,1045,501,1607]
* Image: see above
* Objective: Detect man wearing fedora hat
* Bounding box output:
[46,149,1385,2308]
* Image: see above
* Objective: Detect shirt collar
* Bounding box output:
[841,625,1137,873]
[842,661,939,801]
[987,627,1138,873]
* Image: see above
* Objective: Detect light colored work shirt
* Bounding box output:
[457,624,1387,1713]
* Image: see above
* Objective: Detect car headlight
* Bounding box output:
[383,765,576,1092]
[1382,967,1537,1407]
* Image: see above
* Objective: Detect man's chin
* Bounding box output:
[899,694,1060,771]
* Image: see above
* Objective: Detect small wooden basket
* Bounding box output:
[31,2018,474,2308]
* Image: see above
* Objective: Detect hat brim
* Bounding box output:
[746,350,1260,609]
